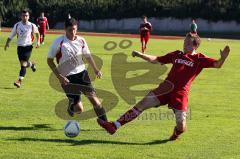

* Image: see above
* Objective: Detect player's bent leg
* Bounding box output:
[74,101,84,114]
[85,91,108,121]
[42,34,45,44]
[170,109,187,141]
[144,36,149,51]
[97,91,160,135]
[67,95,83,117]
[135,91,160,111]
[40,32,43,44]
[141,43,145,53]
[141,37,145,53]
[14,60,27,88]
[115,91,160,126]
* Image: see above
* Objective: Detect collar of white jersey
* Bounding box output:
[21,21,31,25]
[63,34,79,41]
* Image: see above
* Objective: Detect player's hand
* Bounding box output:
[95,70,102,79]
[4,44,9,51]
[58,74,70,86]
[220,46,230,59]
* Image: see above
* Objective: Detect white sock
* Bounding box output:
[114,121,121,129]
[19,76,24,81]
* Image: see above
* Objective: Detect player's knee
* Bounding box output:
[87,93,102,106]
[20,61,28,67]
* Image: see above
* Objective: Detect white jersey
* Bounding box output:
[48,35,91,76]
[9,21,39,46]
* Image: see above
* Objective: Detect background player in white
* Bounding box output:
[4,10,40,88]
[47,18,108,121]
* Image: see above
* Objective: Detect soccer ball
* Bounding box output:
[64,120,80,138]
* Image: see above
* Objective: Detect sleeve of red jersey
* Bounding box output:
[199,53,217,68]
[156,51,177,64]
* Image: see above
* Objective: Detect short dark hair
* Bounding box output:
[65,18,78,28]
[22,10,29,14]
[186,32,201,48]
[142,15,147,19]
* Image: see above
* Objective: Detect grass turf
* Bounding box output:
[0,31,239,159]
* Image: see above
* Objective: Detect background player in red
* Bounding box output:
[37,12,49,45]
[139,15,152,53]
[97,32,230,140]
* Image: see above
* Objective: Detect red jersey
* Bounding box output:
[139,22,152,36]
[157,50,217,93]
[37,17,48,32]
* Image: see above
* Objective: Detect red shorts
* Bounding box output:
[152,81,188,112]
[39,29,46,35]
[140,35,150,44]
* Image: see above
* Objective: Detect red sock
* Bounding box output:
[117,106,142,126]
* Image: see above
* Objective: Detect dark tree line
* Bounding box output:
[1,0,240,27]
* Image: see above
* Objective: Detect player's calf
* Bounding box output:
[170,110,187,140]
[14,66,26,88]
[85,91,108,121]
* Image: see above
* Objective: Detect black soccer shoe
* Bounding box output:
[31,63,36,72]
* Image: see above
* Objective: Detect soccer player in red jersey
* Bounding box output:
[139,16,152,53]
[37,12,49,45]
[97,32,230,140]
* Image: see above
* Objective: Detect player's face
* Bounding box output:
[65,25,78,38]
[183,36,195,53]
[143,18,147,23]
[21,12,29,22]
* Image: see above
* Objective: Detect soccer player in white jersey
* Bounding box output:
[4,10,40,88]
[47,18,108,121]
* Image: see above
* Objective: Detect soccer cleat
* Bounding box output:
[132,50,140,57]
[14,80,21,88]
[97,118,117,135]
[169,132,179,141]
[67,100,75,117]
[31,63,37,72]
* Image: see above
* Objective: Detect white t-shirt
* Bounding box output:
[48,35,91,76]
[9,21,39,46]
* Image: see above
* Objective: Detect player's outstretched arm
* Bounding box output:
[132,50,158,63]
[213,46,230,68]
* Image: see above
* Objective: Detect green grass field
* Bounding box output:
[0,31,239,159]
